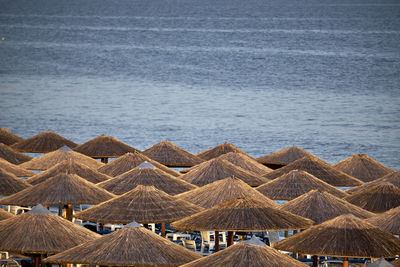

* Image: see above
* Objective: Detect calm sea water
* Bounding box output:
[0,0,399,169]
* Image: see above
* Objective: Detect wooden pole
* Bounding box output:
[343,258,349,267]
[33,255,41,267]
[227,231,234,247]
[214,231,219,252]
[65,204,73,221]
[312,255,318,267]
[101,158,105,163]
[58,205,63,216]
[284,230,289,238]
[99,223,104,232]
[104,158,108,163]
[161,222,166,237]
[143,223,149,229]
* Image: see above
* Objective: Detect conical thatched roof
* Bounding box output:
[0,173,115,206]
[392,259,400,267]
[97,162,196,195]
[0,168,32,196]
[73,135,138,158]
[0,205,100,254]
[333,154,394,182]
[171,197,313,232]
[367,258,395,267]
[0,143,32,164]
[97,151,180,177]
[181,241,308,267]
[0,158,35,177]
[273,214,400,258]
[256,146,315,166]
[11,130,78,153]
[0,208,14,221]
[26,159,111,185]
[19,148,104,170]
[263,156,362,187]
[365,206,400,235]
[181,158,269,187]
[176,176,278,209]
[256,170,348,200]
[344,183,400,213]
[0,128,24,146]
[217,152,273,176]
[346,171,400,194]
[142,141,204,167]
[279,190,374,224]
[43,222,201,266]
[75,185,203,224]
[196,143,248,161]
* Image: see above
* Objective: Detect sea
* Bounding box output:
[0,0,399,169]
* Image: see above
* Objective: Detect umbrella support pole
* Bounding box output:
[312,255,318,267]
[227,231,234,247]
[214,231,219,252]
[284,230,289,238]
[161,222,166,237]
[33,255,41,267]
[65,204,73,221]
[58,205,63,216]
[101,158,108,163]
[343,258,349,267]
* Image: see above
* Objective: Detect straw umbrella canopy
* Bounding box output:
[142,141,204,167]
[279,190,374,225]
[256,146,316,169]
[365,206,400,235]
[346,171,400,195]
[0,208,14,221]
[344,183,400,213]
[26,159,111,185]
[263,156,362,187]
[176,176,278,209]
[0,143,32,164]
[0,168,32,196]
[181,237,308,267]
[256,170,349,200]
[366,258,395,267]
[333,154,394,182]
[195,143,249,161]
[216,152,273,176]
[97,162,196,195]
[0,128,24,146]
[391,259,400,267]
[43,222,201,266]
[97,151,180,177]
[0,158,35,177]
[75,185,203,224]
[11,130,78,153]
[180,158,269,187]
[19,147,104,170]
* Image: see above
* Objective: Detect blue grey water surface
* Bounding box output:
[0,0,399,169]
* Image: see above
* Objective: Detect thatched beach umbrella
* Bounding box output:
[97,162,196,195]
[392,259,400,267]
[367,258,395,267]
[97,151,181,177]
[0,168,32,196]
[256,170,348,200]
[346,171,400,194]
[11,130,78,153]
[0,143,32,164]
[196,142,249,161]
[73,135,138,163]
[333,154,394,182]
[0,158,35,177]
[43,222,201,266]
[344,183,400,213]
[0,208,14,221]
[0,128,24,146]
[143,141,204,167]
[26,159,111,185]
[20,147,104,170]
[279,190,374,225]
[263,156,362,187]
[256,146,315,169]
[365,206,400,235]
[273,214,400,267]
[176,176,278,209]
[181,158,269,187]
[216,152,273,176]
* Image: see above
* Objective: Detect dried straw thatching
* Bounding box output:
[142,141,204,167]
[171,197,313,232]
[256,146,315,168]
[0,143,32,164]
[0,208,14,221]
[181,158,269,187]
[273,214,400,258]
[391,259,400,267]
[365,206,400,235]
[20,148,104,170]
[366,258,395,267]
[43,222,201,266]
[11,130,78,153]
[0,205,99,254]
[0,128,24,146]
[181,241,308,267]
[196,143,249,161]
[333,154,394,182]
[176,176,278,209]
[97,151,180,177]
[263,156,362,187]
[346,171,400,194]
[75,185,203,224]
[73,135,138,158]
[279,190,374,224]
[0,173,115,206]
[0,168,32,196]
[26,159,111,185]
[97,162,196,195]
[217,152,273,176]
[0,158,35,177]
[256,170,348,200]
[344,183,400,213]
